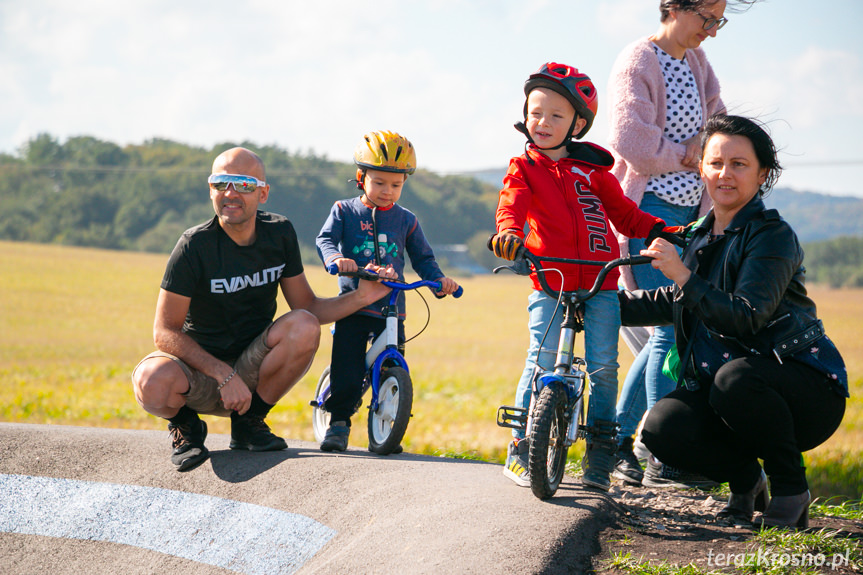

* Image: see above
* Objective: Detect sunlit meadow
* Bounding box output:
[2,241,860,498]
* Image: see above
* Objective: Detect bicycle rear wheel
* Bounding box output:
[311,366,332,443]
[368,366,412,455]
[529,383,570,499]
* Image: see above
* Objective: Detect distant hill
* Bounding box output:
[463,168,863,244]
[762,190,863,243]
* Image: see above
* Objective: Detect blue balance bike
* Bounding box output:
[312,268,463,454]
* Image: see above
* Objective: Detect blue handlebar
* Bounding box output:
[326,266,463,298]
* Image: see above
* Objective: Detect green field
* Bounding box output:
[2,240,860,499]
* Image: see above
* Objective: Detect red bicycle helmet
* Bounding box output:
[524,62,598,139]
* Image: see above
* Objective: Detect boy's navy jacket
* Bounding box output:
[496,141,662,292]
[316,196,443,318]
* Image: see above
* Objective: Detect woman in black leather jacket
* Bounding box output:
[619,115,847,528]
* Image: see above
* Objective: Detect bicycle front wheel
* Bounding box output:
[529,383,570,499]
[367,366,412,455]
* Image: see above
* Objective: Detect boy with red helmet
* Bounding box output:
[316,130,459,452]
[492,62,666,491]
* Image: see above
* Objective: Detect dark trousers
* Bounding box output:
[326,314,405,424]
[642,357,845,495]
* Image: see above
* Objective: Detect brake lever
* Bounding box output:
[663,231,688,249]
[492,247,532,276]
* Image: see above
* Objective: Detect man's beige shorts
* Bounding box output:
[133,325,272,416]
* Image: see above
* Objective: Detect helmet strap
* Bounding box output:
[514,117,575,153]
[353,168,366,190]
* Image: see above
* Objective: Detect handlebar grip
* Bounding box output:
[326,263,339,275]
[628,255,654,266]
[338,269,381,281]
[452,286,464,299]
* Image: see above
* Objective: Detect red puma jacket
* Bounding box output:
[496,142,663,292]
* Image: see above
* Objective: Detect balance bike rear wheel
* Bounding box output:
[312,365,332,443]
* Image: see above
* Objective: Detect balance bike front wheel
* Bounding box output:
[368,366,412,455]
[529,383,570,499]
[312,365,332,443]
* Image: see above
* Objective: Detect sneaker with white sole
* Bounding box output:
[168,419,209,472]
[642,456,719,490]
[503,438,530,487]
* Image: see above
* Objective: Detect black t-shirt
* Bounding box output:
[161,211,304,360]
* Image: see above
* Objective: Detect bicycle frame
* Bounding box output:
[525,293,589,447]
[364,280,413,412]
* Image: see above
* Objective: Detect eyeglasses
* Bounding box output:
[207,173,267,194]
[694,10,728,31]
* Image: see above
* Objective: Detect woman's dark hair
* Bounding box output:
[659,0,757,21]
[701,114,782,194]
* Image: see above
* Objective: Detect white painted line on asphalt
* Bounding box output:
[0,474,335,575]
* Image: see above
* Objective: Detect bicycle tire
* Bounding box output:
[529,383,570,499]
[367,366,412,455]
[312,365,332,443]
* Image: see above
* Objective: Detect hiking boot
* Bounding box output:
[168,419,209,472]
[581,420,619,492]
[612,436,644,486]
[503,438,530,487]
[320,421,350,452]
[642,456,719,490]
[229,413,287,451]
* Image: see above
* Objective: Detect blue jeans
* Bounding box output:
[513,289,620,439]
[616,194,700,440]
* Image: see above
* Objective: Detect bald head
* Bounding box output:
[211,147,266,181]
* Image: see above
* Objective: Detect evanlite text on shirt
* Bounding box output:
[210,264,286,294]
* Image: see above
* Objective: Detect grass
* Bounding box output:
[1,240,861,500]
[606,501,863,574]
[606,553,718,575]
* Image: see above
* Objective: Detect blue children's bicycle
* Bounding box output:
[311,268,463,455]
[495,247,651,499]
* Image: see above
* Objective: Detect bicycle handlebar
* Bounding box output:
[494,248,651,303]
[327,265,464,299]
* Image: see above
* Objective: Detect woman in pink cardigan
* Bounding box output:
[607,0,732,489]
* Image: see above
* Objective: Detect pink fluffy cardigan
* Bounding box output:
[607,37,725,289]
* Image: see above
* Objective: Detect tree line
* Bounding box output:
[2,133,861,285]
[0,133,500,265]
[802,236,863,288]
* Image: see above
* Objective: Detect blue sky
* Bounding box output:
[2,0,861,196]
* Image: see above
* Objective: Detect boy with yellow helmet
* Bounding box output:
[315,130,459,452]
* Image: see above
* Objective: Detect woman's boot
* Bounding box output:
[717,469,769,522]
[758,490,811,529]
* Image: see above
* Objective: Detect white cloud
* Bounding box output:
[1,0,862,196]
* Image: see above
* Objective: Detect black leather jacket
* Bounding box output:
[620,195,847,395]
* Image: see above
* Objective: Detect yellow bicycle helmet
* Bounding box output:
[354,131,417,175]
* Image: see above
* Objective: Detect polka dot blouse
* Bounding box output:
[645,43,703,207]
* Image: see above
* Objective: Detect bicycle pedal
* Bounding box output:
[497,405,527,430]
